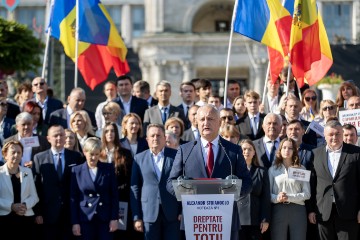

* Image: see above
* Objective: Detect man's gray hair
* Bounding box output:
[15,112,33,124]
[156,80,171,89]
[325,120,342,129]
[264,113,282,125]
[147,123,165,136]
[197,104,220,118]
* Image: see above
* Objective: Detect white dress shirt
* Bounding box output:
[51,148,65,173]
[200,136,219,167]
[263,136,280,162]
[35,96,48,120]
[151,150,164,180]
[120,96,132,115]
[267,94,279,113]
[326,145,342,178]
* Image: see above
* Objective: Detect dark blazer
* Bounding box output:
[167,137,252,232]
[114,96,149,122]
[300,119,318,147]
[6,101,20,120]
[33,149,82,224]
[120,137,149,156]
[309,143,360,221]
[131,147,179,223]
[253,137,277,169]
[237,113,266,140]
[177,103,194,129]
[238,166,271,226]
[298,143,315,170]
[0,117,15,146]
[48,108,96,130]
[28,97,64,125]
[149,97,158,107]
[4,134,51,164]
[70,161,119,223]
[143,105,186,134]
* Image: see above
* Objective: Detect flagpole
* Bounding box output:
[262,62,270,105]
[223,0,239,108]
[286,60,292,97]
[74,0,80,88]
[42,30,51,80]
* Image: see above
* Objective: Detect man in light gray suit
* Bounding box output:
[131,124,180,240]
[143,81,186,134]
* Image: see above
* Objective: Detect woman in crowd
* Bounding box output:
[232,96,247,122]
[315,100,338,146]
[238,139,270,240]
[335,81,359,110]
[219,123,248,145]
[99,122,143,240]
[70,137,119,239]
[268,138,310,240]
[0,140,39,238]
[164,116,187,145]
[22,101,48,136]
[70,110,97,153]
[300,89,319,121]
[96,101,124,138]
[64,129,80,152]
[15,81,33,111]
[120,113,148,156]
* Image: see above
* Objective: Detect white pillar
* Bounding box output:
[180,60,193,82]
[139,61,151,82]
[121,4,132,45]
[144,0,164,33]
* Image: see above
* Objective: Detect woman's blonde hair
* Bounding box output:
[121,113,143,137]
[69,110,94,135]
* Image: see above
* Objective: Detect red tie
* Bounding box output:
[206,142,214,177]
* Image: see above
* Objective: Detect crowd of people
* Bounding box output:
[0,70,359,240]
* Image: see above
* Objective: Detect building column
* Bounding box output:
[180,60,193,82]
[139,61,151,82]
[249,58,268,95]
[148,59,166,95]
[144,0,164,33]
[121,4,132,45]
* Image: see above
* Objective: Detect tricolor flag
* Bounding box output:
[233,0,291,83]
[49,0,129,90]
[288,0,333,87]
[309,106,315,120]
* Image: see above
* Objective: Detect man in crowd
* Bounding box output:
[253,113,282,169]
[95,81,118,130]
[224,79,241,108]
[167,104,252,240]
[34,125,82,239]
[309,120,360,240]
[219,108,236,128]
[0,80,20,120]
[131,124,180,240]
[143,81,186,132]
[260,76,281,114]
[181,105,199,142]
[133,80,158,107]
[31,77,64,125]
[237,90,265,140]
[194,79,212,107]
[114,75,149,121]
[177,81,196,129]
[49,87,96,130]
[342,123,358,146]
[346,96,360,110]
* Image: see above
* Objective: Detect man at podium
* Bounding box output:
[167,104,252,240]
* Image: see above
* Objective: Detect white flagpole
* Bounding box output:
[286,61,292,96]
[74,0,80,88]
[41,0,53,80]
[262,62,270,105]
[223,0,239,108]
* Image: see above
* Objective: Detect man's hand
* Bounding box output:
[109,220,118,232]
[308,212,316,224]
[72,224,81,236]
[134,220,144,232]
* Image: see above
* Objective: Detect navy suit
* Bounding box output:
[70,161,119,240]
[0,117,15,146]
[131,147,180,240]
[120,137,149,156]
[33,149,82,239]
[167,137,252,240]
[298,143,315,170]
[114,96,149,122]
[6,101,20,120]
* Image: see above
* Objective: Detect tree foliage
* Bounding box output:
[0,17,44,74]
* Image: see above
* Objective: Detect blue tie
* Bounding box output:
[162,107,167,124]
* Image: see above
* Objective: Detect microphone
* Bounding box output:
[177,140,197,180]
[218,140,238,180]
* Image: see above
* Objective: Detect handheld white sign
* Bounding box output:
[339,109,360,135]
[288,167,311,182]
[20,136,40,148]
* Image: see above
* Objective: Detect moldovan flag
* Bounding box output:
[289,0,333,87]
[233,0,291,83]
[49,0,129,90]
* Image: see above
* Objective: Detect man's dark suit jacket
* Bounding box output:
[114,96,149,122]
[309,143,360,222]
[298,143,315,170]
[4,134,51,163]
[238,165,271,226]
[253,137,277,169]
[299,119,318,147]
[236,113,266,140]
[167,137,252,233]
[33,149,82,224]
[177,103,194,130]
[143,105,186,134]
[149,97,158,107]
[131,147,180,223]
[1,117,15,146]
[48,107,96,130]
[6,101,20,120]
[29,97,64,125]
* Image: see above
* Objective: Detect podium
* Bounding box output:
[172,178,242,240]
[172,178,242,201]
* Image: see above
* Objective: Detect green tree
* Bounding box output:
[0,17,44,75]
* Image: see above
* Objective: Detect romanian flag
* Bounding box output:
[234,0,291,83]
[49,0,129,90]
[288,0,332,87]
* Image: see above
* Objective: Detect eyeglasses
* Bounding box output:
[33,82,46,87]
[322,106,334,111]
[305,96,317,102]
[221,116,234,121]
[0,102,7,107]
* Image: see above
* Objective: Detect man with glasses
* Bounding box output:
[31,77,64,125]
[237,90,265,140]
[219,108,236,127]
